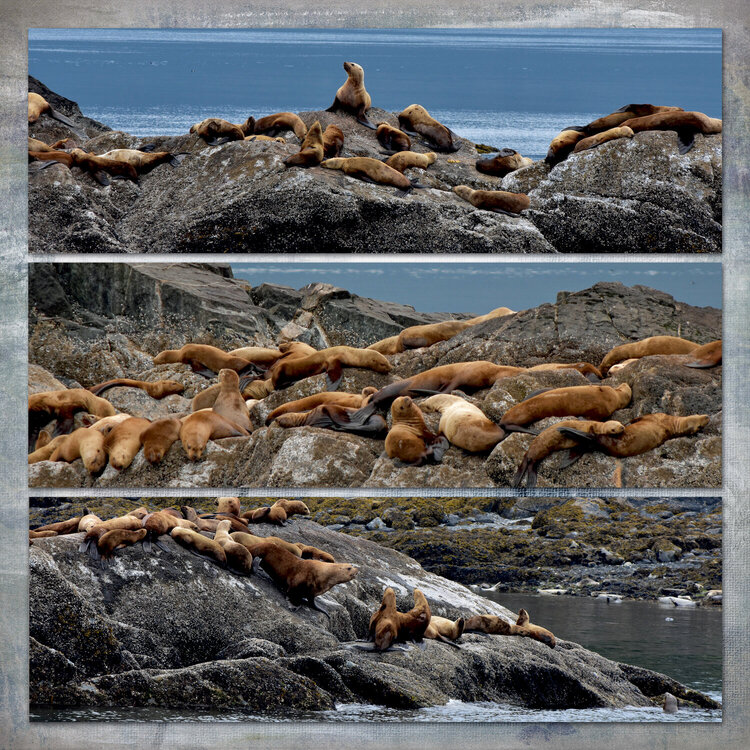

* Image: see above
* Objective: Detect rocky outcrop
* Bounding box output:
[28,514,718,711]
[28,79,721,254]
[28,268,722,489]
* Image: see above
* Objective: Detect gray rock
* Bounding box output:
[365,517,387,530]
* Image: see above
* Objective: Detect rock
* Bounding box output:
[365,517,387,531]
[652,539,683,563]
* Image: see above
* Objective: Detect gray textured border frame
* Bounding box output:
[2,3,748,748]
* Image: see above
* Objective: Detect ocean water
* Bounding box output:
[28,28,721,159]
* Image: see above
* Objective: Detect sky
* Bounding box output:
[231,262,722,315]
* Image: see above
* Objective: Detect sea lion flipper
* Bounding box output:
[325,362,343,391]
[138,144,157,153]
[408,178,426,189]
[436,634,462,649]
[154,540,170,553]
[188,360,216,378]
[511,459,529,489]
[356,112,377,131]
[502,424,539,436]
[429,435,450,463]
[78,538,92,554]
[169,153,188,167]
[676,128,696,154]
[142,538,152,553]
[48,108,77,128]
[207,137,231,146]
[558,447,585,470]
[556,426,597,443]
[416,639,427,651]
[308,598,331,620]
[325,98,340,113]
[520,388,553,402]
[92,170,110,186]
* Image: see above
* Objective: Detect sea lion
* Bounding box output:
[141,417,182,465]
[212,369,252,432]
[527,362,603,382]
[321,157,419,192]
[269,345,391,390]
[284,120,324,168]
[384,151,437,173]
[87,378,184,399]
[253,112,307,140]
[227,346,285,367]
[425,615,465,647]
[397,104,461,152]
[326,61,375,129]
[189,117,253,145]
[322,124,345,158]
[98,148,186,173]
[453,185,530,216]
[215,497,242,515]
[249,540,358,617]
[664,693,679,714]
[78,513,103,533]
[49,427,107,473]
[28,435,66,464]
[357,587,431,652]
[88,414,132,436]
[243,379,275,400]
[179,410,249,460]
[585,104,683,134]
[79,515,144,557]
[366,335,403,355]
[599,335,701,375]
[464,609,556,648]
[573,126,634,153]
[170,527,227,567]
[273,403,387,437]
[27,92,77,127]
[213,520,254,576]
[127,507,150,520]
[244,135,285,143]
[620,110,722,153]
[29,530,57,540]
[231,531,305,558]
[498,384,632,433]
[397,306,514,350]
[153,344,262,378]
[557,412,709,458]
[103,417,151,471]
[29,149,139,185]
[142,509,187,552]
[265,388,377,425]
[682,339,722,368]
[545,126,588,167]
[245,505,288,525]
[475,148,533,177]
[278,341,318,358]
[29,389,117,444]
[295,544,335,563]
[96,528,148,567]
[511,419,626,488]
[385,396,449,466]
[376,123,411,153]
[28,137,73,152]
[31,516,81,535]
[272,499,310,518]
[420,394,505,452]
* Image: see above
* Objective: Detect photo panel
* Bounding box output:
[28,494,722,722]
[28,261,722,490]
[27,28,721,254]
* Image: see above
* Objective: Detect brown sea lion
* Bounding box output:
[397,306,514,350]
[31,516,81,535]
[212,369,252,433]
[215,497,242,516]
[49,427,107,473]
[527,362,603,382]
[464,609,556,648]
[27,92,77,127]
[321,157,418,192]
[397,104,461,152]
[189,117,253,145]
[103,417,151,471]
[620,110,722,153]
[475,148,533,177]
[265,388,377,425]
[357,587,431,652]
[599,335,701,375]
[244,135,285,143]
[682,339,722,368]
[249,540,358,617]
[573,126,634,153]
[585,104,683,134]
[273,500,311,518]
[326,61,375,129]
[253,112,307,140]
[141,417,182,465]
[246,505,288,525]
[28,435,66,464]
[385,396,449,466]
[425,615,465,647]
[284,120,324,167]
[79,515,144,557]
[420,394,505,452]
[29,389,116,443]
[545,126,588,167]
[29,530,58,540]
[498,384,632,433]
[366,335,403,355]
[231,531,304,558]
[227,346,285,366]
[142,510,186,552]
[376,123,411,153]
[511,419,626,488]
[213,521,254,576]
[384,151,437,173]
[28,137,73,152]
[78,513,103,533]
[87,378,185,399]
[273,403,387,437]
[453,185,530,216]
[96,528,148,567]
[170,527,227,567]
[98,148,186,173]
[127,507,150,520]
[88,414,132,436]
[322,124,345,158]
[179,411,249,461]
[295,544,336,563]
[558,412,710,458]
[153,344,261,378]
[269,345,391,390]
[29,149,139,185]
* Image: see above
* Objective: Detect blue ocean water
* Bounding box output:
[28,28,721,159]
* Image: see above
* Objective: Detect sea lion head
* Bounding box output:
[684,414,710,433]
[423,152,437,166]
[343,61,364,82]
[321,158,345,170]
[332,563,359,585]
[391,396,418,421]
[182,433,207,461]
[107,444,133,472]
[598,420,626,436]
[219,368,240,388]
[452,184,473,201]
[82,444,107,473]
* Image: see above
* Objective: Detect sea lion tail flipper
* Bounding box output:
[356,113,377,131]
[78,538,92,554]
[154,540,170,553]
[558,447,586,470]
[238,362,264,378]
[87,382,116,396]
[427,435,450,464]
[408,388,447,397]
[436,634,462,649]
[409,178,426,189]
[49,108,77,128]
[207,137,231,146]
[169,153,189,167]
[416,639,427,651]
[511,459,530,489]
[238,374,261,392]
[502,424,539,436]
[325,98,339,113]
[92,171,110,186]
[325,362,343,391]
[138,144,157,152]
[683,357,718,369]
[676,128,696,154]
[308,598,331,620]
[142,538,153,553]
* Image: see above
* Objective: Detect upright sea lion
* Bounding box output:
[464,609,556,648]
[29,149,139,185]
[153,344,261,378]
[599,335,700,375]
[87,379,184,399]
[453,185,530,216]
[376,123,411,153]
[682,340,722,368]
[103,417,151,470]
[273,403,387,437]
[27,92,77,127]
[141,417,182,465]
[98,148,186,173]
[212,369,252,433]
[321,157,419,192]
[558,412,709,458]
[475,148,533,177]
[189,117,253,145]
[322,124,345,158]
[664,693,679,714]
[620,110,722,153]
[511,419,626,488]
[213,520,254,576]
[284,120,324,168]
[420,394,505,452]
[326,62,375,129]
[397,104,461,152]
[545,126,588,167]
[179,410,249,460]
[356,587,431,652]
[384,151,437,173]
[498,384,632,433]
[573,126,634,153]
[585,104,683,134]
[265,388,377,425]
[170,527,227,567]
[385,396,449,466]
[269,345,391,390]
[253,112,307,140]
[49,427,107,473]
[425,615,465,647]
[249,540,359,617]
